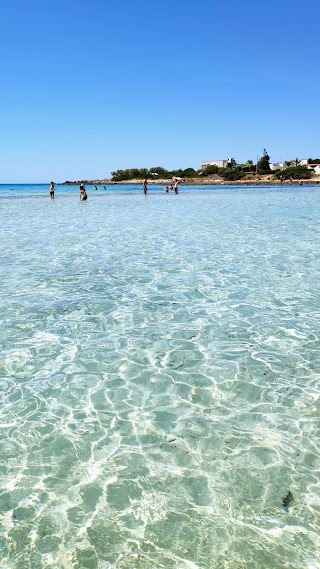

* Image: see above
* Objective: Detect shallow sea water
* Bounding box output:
[0,184,320,569]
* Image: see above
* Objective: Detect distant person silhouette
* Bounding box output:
[50,182,55,199]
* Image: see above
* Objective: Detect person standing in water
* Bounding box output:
[80,187,88,201]
[143,178,148,194]
[174,180,179,194]
[50,182,55,199]
[80,182,88,201]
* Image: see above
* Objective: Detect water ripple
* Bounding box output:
[0,187,320,568]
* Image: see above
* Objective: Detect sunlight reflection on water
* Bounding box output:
[0,185,320,568]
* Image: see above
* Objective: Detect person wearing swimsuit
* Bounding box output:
[80,183,85,200]
[50,182,55,199]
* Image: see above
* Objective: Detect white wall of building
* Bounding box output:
[201,158,235,170]
[270,163,284,171]
[201,160,226,169]
[309,164,320,175]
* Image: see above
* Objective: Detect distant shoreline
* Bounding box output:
[62,177,320,187]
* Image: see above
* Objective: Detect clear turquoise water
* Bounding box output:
[0,184,320,569]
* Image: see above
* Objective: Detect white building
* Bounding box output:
[270,162,284,171]
[201,157,236,170]
[309,164,320,175]
[285,158,308,168]
[270,159,309,171]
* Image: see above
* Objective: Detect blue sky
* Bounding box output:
[0,0,319,182]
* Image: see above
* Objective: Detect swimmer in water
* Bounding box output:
[50,182,55,199]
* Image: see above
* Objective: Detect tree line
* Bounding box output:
[111,167,200,182]
[111,151,319,182]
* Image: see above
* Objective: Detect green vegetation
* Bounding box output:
[200,164,220,176]
[201,160,255,180]
[110,168,149,181]
[110,152,315,183]
[257,149,271,173]
[239,160,256,173]
[285,158,303,168]
[219,167,246,181]
[111,166,199,181]
[166,168,199,178]
[274,165,313,180]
